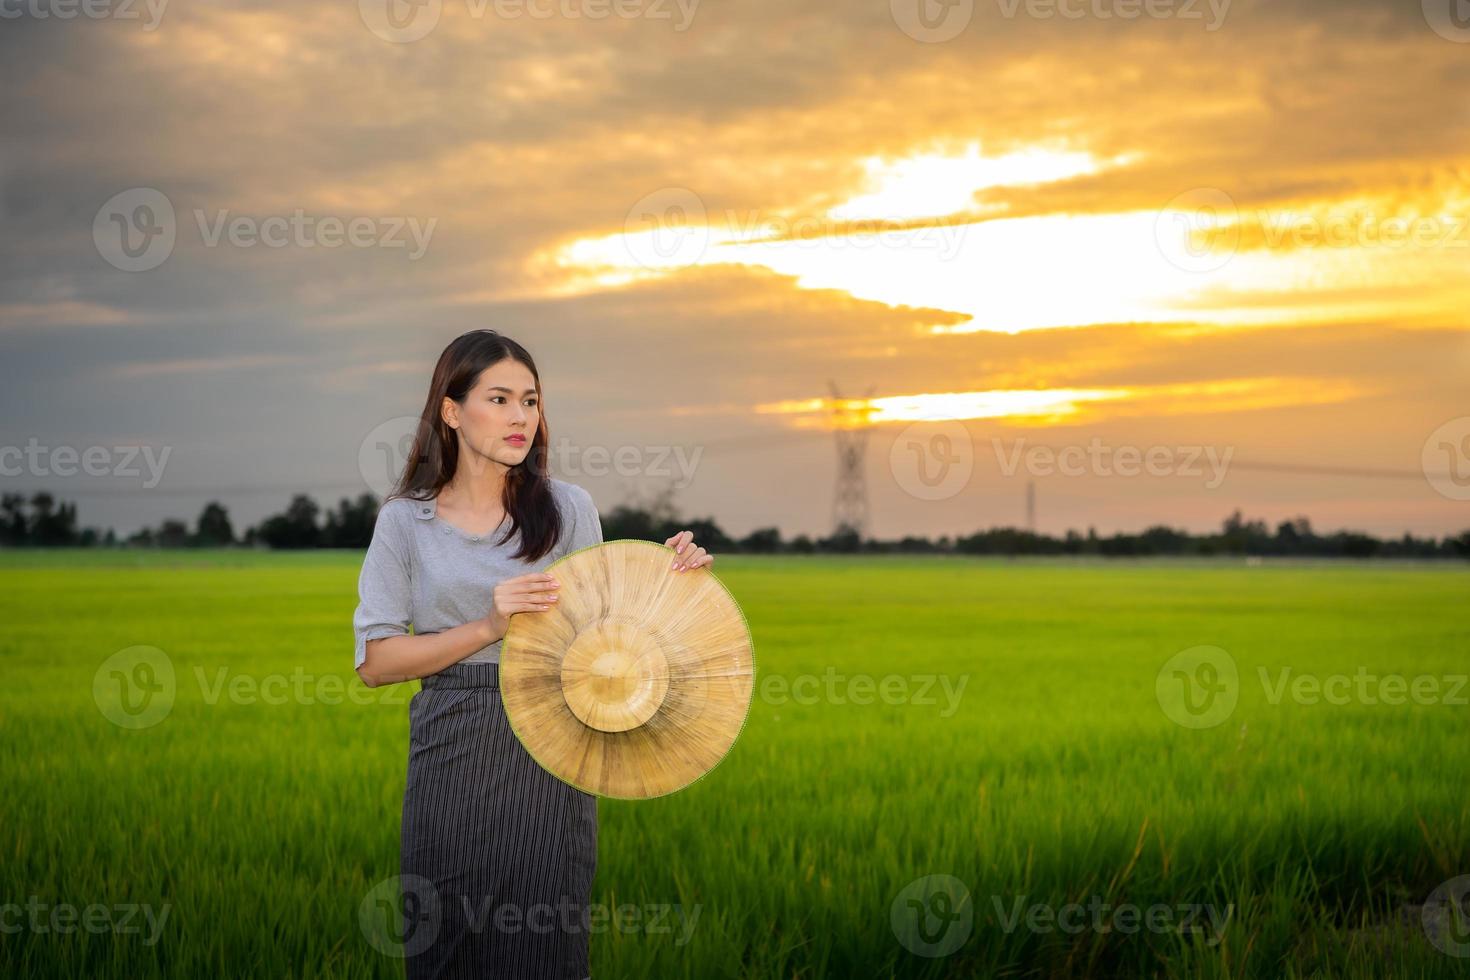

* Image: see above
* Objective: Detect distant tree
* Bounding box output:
[739,527,782,553]
[157,519,190,548]
[820,526,862,553]
[255,494,321,549]
[29,493,78,546]
[0,493,26,545]
[195,501,235,547]
[322,493,378,548]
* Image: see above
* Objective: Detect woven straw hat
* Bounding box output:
[500,539,755,799]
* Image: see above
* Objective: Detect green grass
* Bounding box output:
[1,551,1466,978]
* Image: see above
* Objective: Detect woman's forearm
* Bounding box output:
[357,616,502,687]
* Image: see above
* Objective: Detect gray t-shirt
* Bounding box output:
[352,477,603,670]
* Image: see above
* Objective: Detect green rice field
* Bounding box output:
[2,550,1467,978]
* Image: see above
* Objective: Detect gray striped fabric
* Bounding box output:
[400,662,597,979]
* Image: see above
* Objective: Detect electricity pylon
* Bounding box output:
[828,380,875,538]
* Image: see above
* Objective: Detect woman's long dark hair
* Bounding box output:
[387,330,563,563]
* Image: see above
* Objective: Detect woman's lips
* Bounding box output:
[506,435,526,445]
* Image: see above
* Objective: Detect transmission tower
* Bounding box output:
[828,380,875,538]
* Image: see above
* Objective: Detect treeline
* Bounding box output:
[2,490,1467,560]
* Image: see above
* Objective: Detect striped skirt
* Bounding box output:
[400,662,598,980]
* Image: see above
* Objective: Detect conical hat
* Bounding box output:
[500,539,755,799]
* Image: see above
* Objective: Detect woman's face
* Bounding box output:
[443,358,541,471]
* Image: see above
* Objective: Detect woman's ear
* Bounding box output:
[440,395,459,431]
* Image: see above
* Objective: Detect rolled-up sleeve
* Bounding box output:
[353,503,413,671]
[564,484,604,555]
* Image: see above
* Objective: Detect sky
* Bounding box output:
[2,0,1468,540]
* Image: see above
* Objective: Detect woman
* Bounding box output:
[352,329,713,979]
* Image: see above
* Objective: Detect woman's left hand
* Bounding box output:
[665,530,713,572]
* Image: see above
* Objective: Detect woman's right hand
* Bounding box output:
[484,572,561,641]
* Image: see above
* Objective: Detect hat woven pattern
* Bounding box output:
[500,539,755,799]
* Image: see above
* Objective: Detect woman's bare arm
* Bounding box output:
[356,571,560,687]
[356,618,497,688]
